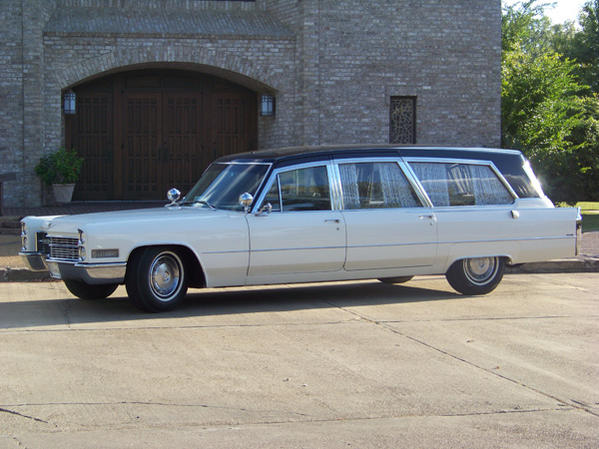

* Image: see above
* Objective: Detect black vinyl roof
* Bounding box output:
[216,144,523,165]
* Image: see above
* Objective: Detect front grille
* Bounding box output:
[49,237,79,261]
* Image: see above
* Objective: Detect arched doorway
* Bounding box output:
[65,69,258,200]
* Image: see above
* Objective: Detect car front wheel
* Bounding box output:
[445,256,505,295]
[64,279,118,300]
[126,247,188,312]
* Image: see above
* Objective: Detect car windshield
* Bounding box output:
[181,163,270,211]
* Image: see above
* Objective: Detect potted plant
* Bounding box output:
[35,147,84,203]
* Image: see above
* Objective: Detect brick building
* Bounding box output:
[0,0,501,206]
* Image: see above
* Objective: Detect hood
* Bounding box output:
[46,206,235,234]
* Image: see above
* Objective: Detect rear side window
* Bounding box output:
[409,162,514,206]
[339,162,421,209]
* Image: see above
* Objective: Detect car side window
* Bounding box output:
[339,162,421,209]
[410,162,514,206]
[278,165,331,211]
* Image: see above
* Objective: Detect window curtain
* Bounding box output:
[378,163,419,208]
[411,163,450,206]
[339,164,360,209]
[469,165,513,205]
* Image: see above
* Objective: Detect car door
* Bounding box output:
[336,159,437,271]
[246,162,346,278]
[407,159,525,266]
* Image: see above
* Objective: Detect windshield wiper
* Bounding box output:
[180,200,216,210]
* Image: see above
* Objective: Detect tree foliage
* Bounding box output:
[501,0,599,202]
[572,0,599,92]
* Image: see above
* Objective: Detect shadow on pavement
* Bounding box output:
[0,280,461,330]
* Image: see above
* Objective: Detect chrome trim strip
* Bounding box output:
[404,156,498,165]
[346,264,430,272]
[276,175,283,212]
[397,160,433,208]
[249,245,345,253]
[202,249,249,255]
[214,161,272,166]
[73,262,127,269]
[347,242,437,249]
[396,146,523,156]
[437,236,574,245]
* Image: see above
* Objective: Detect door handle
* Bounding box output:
[324,219,340,223]
[419,214,437,225]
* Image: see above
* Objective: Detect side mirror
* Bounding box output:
[167,188,181,206]
[239,192,254,212]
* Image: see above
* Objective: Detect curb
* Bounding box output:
[506,258,599,274]
[0,268,54,282]
[2,259,598,282]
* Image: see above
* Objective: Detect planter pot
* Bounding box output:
[52,183,75,203]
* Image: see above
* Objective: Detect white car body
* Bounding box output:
[20,146,580,312]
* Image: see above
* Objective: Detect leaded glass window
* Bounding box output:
[389,96,416,144]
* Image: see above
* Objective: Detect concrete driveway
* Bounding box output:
[0,273,597,448]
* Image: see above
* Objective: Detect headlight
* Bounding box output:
[20,222,27,250]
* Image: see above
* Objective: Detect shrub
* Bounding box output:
[35,148,84,185]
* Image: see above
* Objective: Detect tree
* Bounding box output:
[502,1,554,56]
[501,1,589,202]
[572,0,599,93]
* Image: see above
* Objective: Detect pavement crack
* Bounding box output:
[378,314,599,323]
[0,401,312,419]
[323,300,599,419]
[0,407,49,424]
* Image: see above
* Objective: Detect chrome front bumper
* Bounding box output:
[19,252,126,284]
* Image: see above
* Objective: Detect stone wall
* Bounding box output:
[0,0,501,207]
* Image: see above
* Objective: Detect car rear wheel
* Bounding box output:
[445,256,505,295]
[126,247,188,312]
[378,276,414,284]
[64,279,118,300]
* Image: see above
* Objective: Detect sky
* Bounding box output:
[503,0,589,25]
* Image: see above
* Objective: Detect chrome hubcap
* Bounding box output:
[149,252,182,301]
[464,257,498,286]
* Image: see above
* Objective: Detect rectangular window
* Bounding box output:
[339,162,421,209]
[410,162,514,206]
[390,96,416,144]
[278,166,331,211]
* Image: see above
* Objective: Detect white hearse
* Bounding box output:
[20,146,580,312]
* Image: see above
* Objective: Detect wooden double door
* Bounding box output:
[66,70,257,200]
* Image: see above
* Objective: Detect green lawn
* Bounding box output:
[577,201,599,212]
[577,202,599,233]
